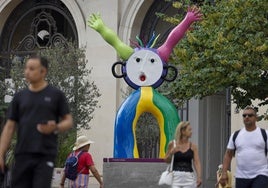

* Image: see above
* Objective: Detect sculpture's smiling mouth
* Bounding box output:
[139,74,146,81]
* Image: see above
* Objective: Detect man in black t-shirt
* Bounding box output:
[0,55,73,188]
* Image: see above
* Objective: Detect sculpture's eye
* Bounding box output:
[136,58,141,63]
[150,59,155,63]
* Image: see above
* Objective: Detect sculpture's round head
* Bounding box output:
[122,48,167,89]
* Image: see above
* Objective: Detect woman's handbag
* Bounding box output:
[158,165,174,185]
[158,140,175,186]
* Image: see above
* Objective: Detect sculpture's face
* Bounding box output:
[125,49,164,88]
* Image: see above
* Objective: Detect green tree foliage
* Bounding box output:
[160,0,268,112]
[0,81,8,129]
[0,67,12,130]
[11,43,101,130]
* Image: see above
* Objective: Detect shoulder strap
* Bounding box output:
[232,130,240,156]
[260,128,267,156]
[169,140,176,172]
[232,130,240,149]
[76,151,86,175]
[76,151,84,158]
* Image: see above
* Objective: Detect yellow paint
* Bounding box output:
[132,87,166,158]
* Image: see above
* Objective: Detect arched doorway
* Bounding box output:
[0,0,78,76]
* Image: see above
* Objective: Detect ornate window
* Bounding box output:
[0,0,77,75]
[140,1,177,48]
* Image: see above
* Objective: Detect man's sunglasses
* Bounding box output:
[242,114,255,118]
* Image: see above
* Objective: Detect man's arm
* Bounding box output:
[219,149,234,186]
[37,114,73,135]
[0,120,16,172]
[57,114,73,132]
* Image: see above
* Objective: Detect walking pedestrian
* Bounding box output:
[219,106,268,188]
[60,135,103,188]
[164,121,202,187]
[0,55,73,188]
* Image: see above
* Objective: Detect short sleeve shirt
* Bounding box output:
[227,127,268,178]
[75,151,94,174]
[7,85,70,156]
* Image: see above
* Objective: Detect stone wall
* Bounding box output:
[103,158,170,188]
[51,158,173,187]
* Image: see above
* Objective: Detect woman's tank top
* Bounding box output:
[173,142,194,172]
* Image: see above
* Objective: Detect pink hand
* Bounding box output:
[185,6,202,23]
[157,6,202,62]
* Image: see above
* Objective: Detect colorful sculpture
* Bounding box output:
[88,6,202,158]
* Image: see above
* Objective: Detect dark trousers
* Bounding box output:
[11,154,55,188]
[236,175,268,188]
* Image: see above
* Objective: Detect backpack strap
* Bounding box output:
[70,151,84,159]
[232,129,240,156]
[260,128,267,157]
[76,151,85,175]
[76,151,84,158]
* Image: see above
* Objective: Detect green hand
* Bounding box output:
[87,13,134,60]
[88,13,104,32]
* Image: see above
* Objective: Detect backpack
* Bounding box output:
[232,128,267,156]
[64,151,84,180]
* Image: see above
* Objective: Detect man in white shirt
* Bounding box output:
[219,106,268,188]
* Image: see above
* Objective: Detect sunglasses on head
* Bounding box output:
[242,114,255,118]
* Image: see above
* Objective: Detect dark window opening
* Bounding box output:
[136,112,160,158]
[0,0,77,76]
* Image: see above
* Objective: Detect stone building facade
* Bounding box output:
[1,0,267,187]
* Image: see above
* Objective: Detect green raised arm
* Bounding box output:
[88,13,134,61]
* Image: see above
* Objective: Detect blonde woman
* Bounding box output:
[164,121,202,188]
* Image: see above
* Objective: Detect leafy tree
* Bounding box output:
[159,0,268,116]
[0,67,12,131]
[1,42,101,166]
[0,81,8,130]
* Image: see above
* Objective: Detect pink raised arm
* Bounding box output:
[157,6,202,62]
